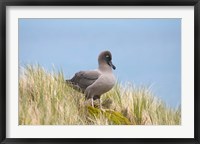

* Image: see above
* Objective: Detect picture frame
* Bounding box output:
[0,0,199,144]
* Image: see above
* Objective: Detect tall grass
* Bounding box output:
[19,65,181,125]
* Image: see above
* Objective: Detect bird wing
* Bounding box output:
[67,70,101,93]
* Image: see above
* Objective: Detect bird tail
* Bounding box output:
[66,79,72,84]
[66,79,75,87]
[65,79,84,93]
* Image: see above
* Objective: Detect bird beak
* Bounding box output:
[108,61,116,70]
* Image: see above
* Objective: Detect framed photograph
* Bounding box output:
[0,0,199,144]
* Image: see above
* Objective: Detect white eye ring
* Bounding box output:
[106,55,109,58]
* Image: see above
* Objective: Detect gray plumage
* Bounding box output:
[66,51,116,107]
[66,70,100,95]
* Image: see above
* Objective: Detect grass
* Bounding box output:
[19,65,181,125]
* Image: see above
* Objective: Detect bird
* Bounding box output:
[66,50,116,108]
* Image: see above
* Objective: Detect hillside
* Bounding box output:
[19,65,181,125]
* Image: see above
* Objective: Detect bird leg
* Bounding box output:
[91,98,94,107]
[99,98,102,109]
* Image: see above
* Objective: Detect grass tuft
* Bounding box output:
[19,65,181,125]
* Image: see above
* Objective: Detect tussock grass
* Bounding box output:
[19,65,181,125]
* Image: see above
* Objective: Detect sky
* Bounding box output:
[19,18,181,108]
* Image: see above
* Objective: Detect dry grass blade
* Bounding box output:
[19,65,181,125]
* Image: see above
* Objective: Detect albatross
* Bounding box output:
[66,51,116,108]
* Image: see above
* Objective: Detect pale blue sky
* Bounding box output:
[19,18,181,108]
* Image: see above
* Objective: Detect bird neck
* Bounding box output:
[98,63,112,72]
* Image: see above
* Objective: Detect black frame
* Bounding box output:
[0,0,199,144]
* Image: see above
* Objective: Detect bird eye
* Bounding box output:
[106,55,110,58]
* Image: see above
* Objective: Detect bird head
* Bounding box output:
[98,51,116,70]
